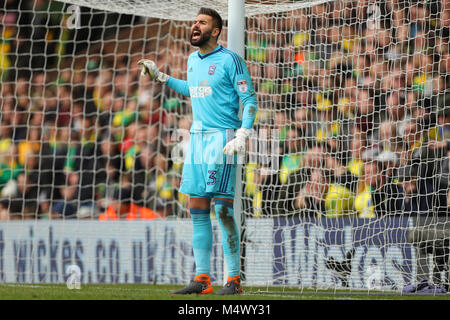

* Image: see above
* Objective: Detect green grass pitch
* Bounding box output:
[0,284,449,300]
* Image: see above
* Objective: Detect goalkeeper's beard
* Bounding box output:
[190,29,212,47]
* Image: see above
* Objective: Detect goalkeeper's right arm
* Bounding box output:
[138,59,190,97]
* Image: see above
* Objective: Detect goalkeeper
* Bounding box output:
[138,7,257,295]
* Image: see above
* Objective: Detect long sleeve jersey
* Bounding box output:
[167,44,258,133]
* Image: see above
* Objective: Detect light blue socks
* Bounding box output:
[190,201,240,278]
[190,208,213,276]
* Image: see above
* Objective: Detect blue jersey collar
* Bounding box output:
[197,45,223,59]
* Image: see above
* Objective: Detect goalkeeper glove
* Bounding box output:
[223,128,252,156]
[137,59,169,83]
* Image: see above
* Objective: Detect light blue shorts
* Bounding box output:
[180,130,237,199]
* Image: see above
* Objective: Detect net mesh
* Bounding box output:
[0,0,449,291]
[54,0,333,20]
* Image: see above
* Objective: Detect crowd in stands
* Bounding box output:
[243,0,450,219]
[0,0,448,220]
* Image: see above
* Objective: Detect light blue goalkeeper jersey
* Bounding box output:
[166,44,257,133]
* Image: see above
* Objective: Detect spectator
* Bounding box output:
[273,111,289,152]
[323,156,356,218]
[293,106,318,146]
[384,91,412,137]
[98,90,115,130]
[314,97,337,144]
[17,126,41,166]
[354,89,376,139]
[398,163,447,216]
[31,72,46,99]
[354,160,402,218]
[49,126,78,199]
[294,168,331,217]
[9,106,28,143]
[51,172,80,219]
[375,120,404,158]
[0,144,23,190]
[401,119,442,179]
[98,187,162,220]
[428,97,450,148]
[9,172,38,219]
[281,142,326,212]
[130,145,155,207]
[74,116,100,210]
[294,162,355,219]
[279,127,306,184]
[243,161,262,217]
[55,85,72,127]
[95,137,122,212]
[346,132,366,178]
[34,126,57,218]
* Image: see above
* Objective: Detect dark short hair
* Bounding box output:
[198,7,223,38]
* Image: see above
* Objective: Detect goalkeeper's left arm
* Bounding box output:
[223,55,258,156]
[138,59,190,97]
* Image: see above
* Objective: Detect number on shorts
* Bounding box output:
[207,170,217,185]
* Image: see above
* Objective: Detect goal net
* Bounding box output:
[0,0,449,293]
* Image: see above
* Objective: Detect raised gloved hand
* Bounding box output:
[223,128,252,156]
[137,59,169,83]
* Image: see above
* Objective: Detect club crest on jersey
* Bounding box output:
[208,66,216,75]
[237,80,248,93]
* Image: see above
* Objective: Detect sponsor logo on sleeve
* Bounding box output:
[237,80,248,93]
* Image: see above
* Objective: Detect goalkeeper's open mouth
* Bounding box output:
[191,30,201,41]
